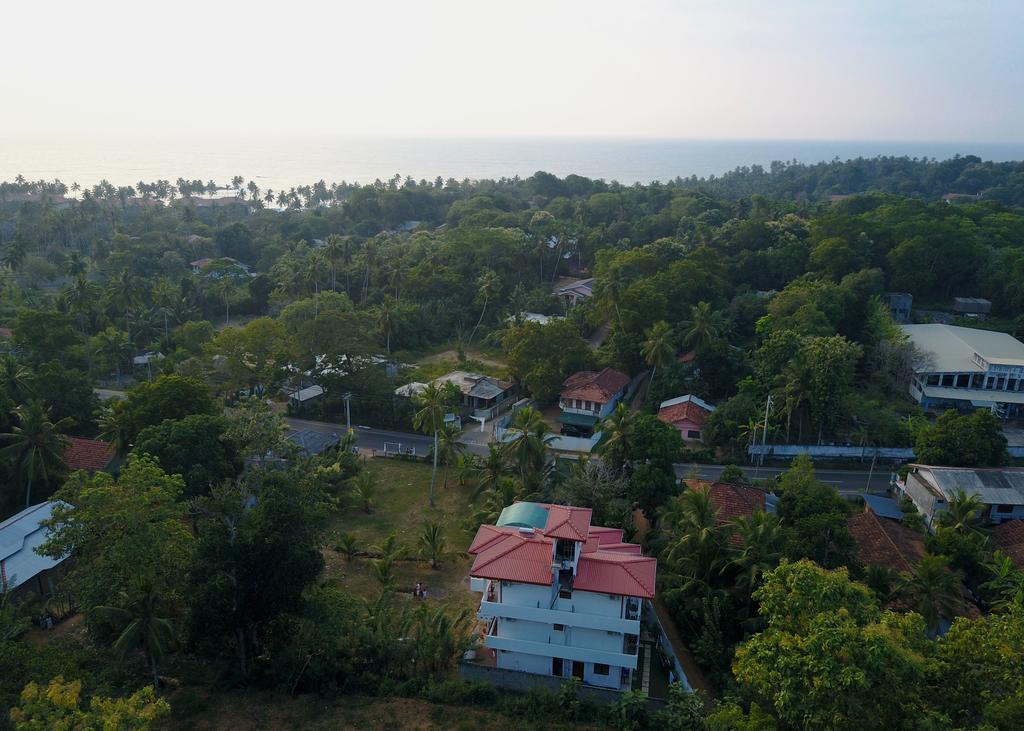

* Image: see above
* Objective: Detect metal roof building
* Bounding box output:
[0,502,68,594]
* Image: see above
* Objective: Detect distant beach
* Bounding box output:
[1,135,1022,190]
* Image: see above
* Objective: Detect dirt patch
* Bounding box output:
[419,349,506,369]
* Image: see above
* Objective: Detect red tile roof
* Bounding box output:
[847,507,925,574]
[575,552,657,598]
[468,505,657,598]
[543,505,592,541]
[63,437,115,472]
[677,349,696,364]
[994,520,1024,570]
[658,399,713,428]
[707,482,767,523]
[468,529,555,586]
[560,368,630,403]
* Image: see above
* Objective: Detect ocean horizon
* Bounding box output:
[1,135,1023,192]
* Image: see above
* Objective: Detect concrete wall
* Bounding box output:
[560,589,625,618]
[459,662,667,707]
[497,649,552,675]
[901,473,944,526]
[501,581,552,609]
[644,600,693,692]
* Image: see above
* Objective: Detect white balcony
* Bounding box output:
[484,634,639,670]
[477,599,640,635]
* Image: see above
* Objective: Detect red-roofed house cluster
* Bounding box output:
[468,501,655,691]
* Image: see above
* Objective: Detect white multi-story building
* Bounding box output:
[902,324,1024,419]
[468,502,656,691]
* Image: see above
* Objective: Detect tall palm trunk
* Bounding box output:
[468,298,488,347]
[429,429,439,506]
[149,648,161,691]
[24,475,32,509]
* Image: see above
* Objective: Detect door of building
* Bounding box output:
[572,661,584,680]
[552,657,563,677]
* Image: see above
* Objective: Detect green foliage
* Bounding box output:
[504,319,592,402]
[914,409,1009,467]
[134,414,242,497]
[121,375,217,442]
[10,676,169,730]
[775,455,856,569]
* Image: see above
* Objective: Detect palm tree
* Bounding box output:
[729,510,784,599]
[322,234,347,292]
[97,399,132,457]
[681,301,726,352]
[438,422,464,489]
[641,320,675,391]
[348,471,377,514]
[0,401,72,508]
[453,453,479,487]
[106,268,140,341]
[502,407,554,489]
[473,443,507,500]
[596,403,638,472]
[93,326,132,387]
[413,383,451,507]
[937,490,988,536]
[981,550,1024,612]
[211,275,241,326]
[468,269,501,347]
[419,522,448,569]
[336,533,359,562]
[662,485,729,596]
[62,276,99,337]
[1,240,27,273]
[375,297,398,354]
[93,591,176,690]
[0,355,33,403]
[901,554,965,635]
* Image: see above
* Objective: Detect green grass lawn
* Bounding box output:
[323,458,480,617]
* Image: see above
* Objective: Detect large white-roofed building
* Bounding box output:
[901,324,1024,419]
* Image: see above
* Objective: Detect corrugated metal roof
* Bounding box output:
[863,494,905,520]
[902,324,1024,371]
[496,502,550,530]
[0,501,68,590]
[915,465,1024,505]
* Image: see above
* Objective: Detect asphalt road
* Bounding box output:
[284,417,442,456]
[287,416,894,493]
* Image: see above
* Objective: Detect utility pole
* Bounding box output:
[865,449,877,494]
[342,392,352,431]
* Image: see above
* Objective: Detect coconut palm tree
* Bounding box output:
[980,550,1024,612]
[901,554,965,635]
[937,490,988,537]
[93,590,176,690]
[62,275,99,337]
[93,326,132,387]
[375,297,398,354]
[453,453,479,487]
[596,403,638,472]
[0,401,72,508]
[0,355,33,403]
[413,382,452,507]
[663,485,729,596]
[729,510,784,599]
[336,532,359,561]
[641,320,675,391]
[419,522,448,569]
[349,470,377,514]
[473,443,507,500]
[437,422,464,489]
[502,407,555,489]
[322,234,347,292]
[468,269,501,347]
[681,301,727,352]
[105,268,140,341]
[97,398,132,457]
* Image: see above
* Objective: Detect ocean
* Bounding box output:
[1,136,1022,191]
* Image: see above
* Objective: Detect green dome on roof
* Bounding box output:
[496,502,549,530]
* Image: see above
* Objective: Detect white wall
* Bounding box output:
[498,617,553,644]
[497,649,552,675]
[584,662,622,689]
[563,589,624,618]
[501,581,552,609]
[572,627,625,654]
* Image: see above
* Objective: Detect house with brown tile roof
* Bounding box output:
[657,395,715,444]
[557,368,630,437]
[847,506,925,574]
[63,437,116,473]
[994,519,1024,570]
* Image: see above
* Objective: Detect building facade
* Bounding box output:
[902,324,1024,418]
[468,502,655,691]
[896,464,1024,529]
[657,395,715,443]
[557,368,630,437]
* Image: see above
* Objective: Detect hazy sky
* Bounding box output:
[2,0,1021,141]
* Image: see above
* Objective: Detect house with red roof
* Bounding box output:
[847,505,925,575]
[557,367,630,437]
[63,437,117,473]
[468,501,657,691]
[657,395,715,444]
[994,519,1024,570]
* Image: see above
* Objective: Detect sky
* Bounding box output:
[1,0,1021,141]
